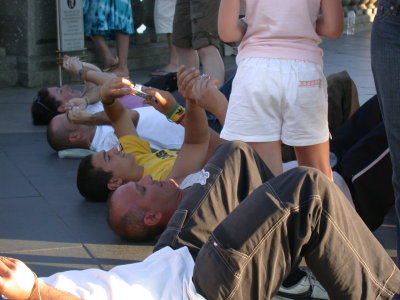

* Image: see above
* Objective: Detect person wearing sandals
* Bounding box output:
[83,0,134,77]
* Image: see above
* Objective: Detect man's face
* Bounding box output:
[112,175,180,215]
[91,147,137,181]
[47,85,81,106]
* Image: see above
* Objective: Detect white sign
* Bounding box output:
[57,0,85,52]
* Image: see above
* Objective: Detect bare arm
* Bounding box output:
[166,66,224,181]
[316,0,344,38]
[218,0,246,42]
[191,75,228,126]
[67,109,139,127]
[63,56,117,86]
[100,78,138,138]
[0,257,82,300]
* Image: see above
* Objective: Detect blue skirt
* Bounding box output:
[83,0,134,39]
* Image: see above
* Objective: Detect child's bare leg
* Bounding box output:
[294,141,333,180]
[113,31,130,77]
[91,35,118,69]
[248,141,283,176]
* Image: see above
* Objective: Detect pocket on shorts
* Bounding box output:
[295,71,326,108]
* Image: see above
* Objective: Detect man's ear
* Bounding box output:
[143,211,162,226]
[57,104,66,113]
[107,177,123,190]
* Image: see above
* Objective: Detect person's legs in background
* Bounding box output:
[193,167,400,299]
[172,0,224,86]
[90,35,119,70]
[152,0,179,76]
[295,141,333,180]
[197,45,225,87]
[371,0,400,265]
[248,141,284,176]
[113,31,130,77]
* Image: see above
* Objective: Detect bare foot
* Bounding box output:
[150,63,178,76]
[103,56,119,71]
[110,66,129,78]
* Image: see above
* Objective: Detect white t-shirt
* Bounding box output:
[41,247,206,300]
[88,105,185,151]
[90,125,119,152]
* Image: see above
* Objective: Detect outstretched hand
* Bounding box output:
[63,55,82,76]
[191,74,221,109]
[177,66,200,100]
[0,256,36,300]
[100,77,134,105]
[64,97,88,112]
[143,88,179,116]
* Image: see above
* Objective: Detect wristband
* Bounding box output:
[78,67,83,80]
[169,105,186,123]
[82,67,90,81]
[167,104,181,119]
[174,112,185,124]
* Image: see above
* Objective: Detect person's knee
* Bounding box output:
[284,166,333,196]
[197,45,219,58]
[217,141,252,157]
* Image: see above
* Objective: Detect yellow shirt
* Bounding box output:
[119,135,179,180]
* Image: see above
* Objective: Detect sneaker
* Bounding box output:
[272,269,329,300]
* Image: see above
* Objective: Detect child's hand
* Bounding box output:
[143,87,179,117]
[192,75,221,110]
[177,65,200,100]
[100,78,133,104]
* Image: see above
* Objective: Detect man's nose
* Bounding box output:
[141,175,153,184]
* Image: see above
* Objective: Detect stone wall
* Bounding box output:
[0,0,168,88]
[0,0,380,88]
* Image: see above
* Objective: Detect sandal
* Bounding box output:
[103,56,119,72]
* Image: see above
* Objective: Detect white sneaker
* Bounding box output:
[272,269,329,300]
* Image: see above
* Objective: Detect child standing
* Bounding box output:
[218,0,343,179]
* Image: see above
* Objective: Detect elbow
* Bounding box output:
[218,30,235,43]
[330,26,344,39]
[322,26,343,39]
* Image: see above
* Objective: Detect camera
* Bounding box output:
[130,84,157,102]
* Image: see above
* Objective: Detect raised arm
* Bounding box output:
[191,75,228,126]
[0,257,82,300]
[218,0,247,42]
[317,0,344,38]
[99,78,138,138]
[67,109,139,127]
[167,66,224,181]
[62,55,118,86]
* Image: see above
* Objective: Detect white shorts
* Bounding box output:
[220,58,329,146]
[154,0,176,34]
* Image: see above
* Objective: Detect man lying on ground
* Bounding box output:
[47,105,184,152]
[0,143,399,300]
[76,75,223,202]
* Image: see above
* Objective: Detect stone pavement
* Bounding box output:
[0,25,397,280]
